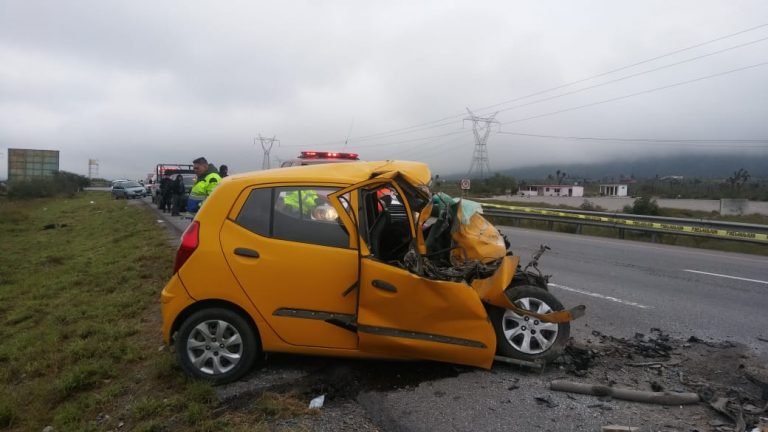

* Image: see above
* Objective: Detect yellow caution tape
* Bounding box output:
[482,203,768,242]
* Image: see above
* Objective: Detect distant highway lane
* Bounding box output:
[499,226,768,359]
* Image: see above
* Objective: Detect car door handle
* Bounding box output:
[234,248,260,258]
[372,279,397,293]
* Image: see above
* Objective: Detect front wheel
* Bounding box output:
[175,308,259,384]
[489,285,569,362]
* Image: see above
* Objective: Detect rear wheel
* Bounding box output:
[175,308,259,384]
[489,285,569,362]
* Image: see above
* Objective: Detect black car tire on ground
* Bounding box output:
[175,308,259,384]
[489,285,569,362]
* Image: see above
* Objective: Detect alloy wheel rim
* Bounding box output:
[501,297,559,355]
[186,319,243,375]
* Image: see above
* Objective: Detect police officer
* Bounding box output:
[282,189,318,216]
[187,157,222,213]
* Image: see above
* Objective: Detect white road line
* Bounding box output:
[683,269,768,285]
[547,282,652,309]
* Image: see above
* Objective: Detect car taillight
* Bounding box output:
[174,221,199,274]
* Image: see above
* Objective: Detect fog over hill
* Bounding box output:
[507,154,768,181]
[442,154,768,181]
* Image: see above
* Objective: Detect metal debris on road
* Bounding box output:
[309,394,325,409]
[550,380,700,405]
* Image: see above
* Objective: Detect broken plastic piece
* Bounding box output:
[309,394,325,409]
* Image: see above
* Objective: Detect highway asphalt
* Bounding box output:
[500,225,768,360]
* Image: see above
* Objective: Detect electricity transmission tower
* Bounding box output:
[88,159,99,179]
[464,108,499,179]
[255,135,279,170]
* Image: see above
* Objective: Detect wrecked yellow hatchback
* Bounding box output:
[161,161,584,383]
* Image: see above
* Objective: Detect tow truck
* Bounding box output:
[148,164,195,204]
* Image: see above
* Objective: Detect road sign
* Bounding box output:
[460,178,471,190]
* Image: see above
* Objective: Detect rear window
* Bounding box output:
[235,186,349,249]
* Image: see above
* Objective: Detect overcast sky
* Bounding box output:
[1,0,767,180]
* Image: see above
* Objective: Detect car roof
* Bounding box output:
[224,160,430,187]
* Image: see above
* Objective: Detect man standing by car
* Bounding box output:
[187,157,222,213]
[159,173,173,212]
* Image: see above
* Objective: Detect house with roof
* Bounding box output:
[518,184,584,197]
[599,184,629,197]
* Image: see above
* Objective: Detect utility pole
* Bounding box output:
[88,159,99,179]
[464,108,498,179]
[255,135,279,170]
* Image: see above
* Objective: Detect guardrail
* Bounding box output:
[480,203,768,245]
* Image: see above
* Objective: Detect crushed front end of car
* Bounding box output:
[399,189,586,363]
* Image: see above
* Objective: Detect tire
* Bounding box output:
[175,308,259,384]
[489,285,569,362]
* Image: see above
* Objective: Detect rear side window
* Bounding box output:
[273,187,348,248]
[235,188,272,237]
[235,186,349,249]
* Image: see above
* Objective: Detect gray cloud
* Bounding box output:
[1,0,767,180]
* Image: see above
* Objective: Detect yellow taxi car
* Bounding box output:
[161,160,584,383]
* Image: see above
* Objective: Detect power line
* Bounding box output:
[285,129,472,150]
[498,131,768,148]
[491,35,768,117]
[498,131,768,143]
[473,23,768,114]
[501,61,768,126]
[307,22,768,147]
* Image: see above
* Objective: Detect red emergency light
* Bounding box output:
[299,151,359,160]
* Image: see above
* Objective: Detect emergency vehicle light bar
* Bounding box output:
[299,151,359,160]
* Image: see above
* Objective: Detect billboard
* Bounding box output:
[7,148,60,182]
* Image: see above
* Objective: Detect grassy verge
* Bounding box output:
[0,193,308,431]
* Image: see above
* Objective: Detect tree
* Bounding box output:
[470,173,518,197]
[554,170,567,185]
[727,168,750,191]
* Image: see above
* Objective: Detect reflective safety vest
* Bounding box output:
[283,190,318,215]
[188,171,222,212]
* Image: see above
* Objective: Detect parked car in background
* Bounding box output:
[111,181,146,199]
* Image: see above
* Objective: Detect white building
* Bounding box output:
[519,185,584,197]
[599,184,629,197]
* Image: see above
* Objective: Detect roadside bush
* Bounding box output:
[0,401,16,428]
[7,171,90,199]
[579,199,605,211]
[625,196,660,215]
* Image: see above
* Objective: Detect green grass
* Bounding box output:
[0,193,317,431]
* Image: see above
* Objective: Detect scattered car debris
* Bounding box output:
[534,395,558,408]
[601,426,639,432]
[688,335,737,349]
[548,327,768,431]
[550,380,700,405]
[308,394,325,409]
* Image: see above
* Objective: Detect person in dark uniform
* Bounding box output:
[219,164,229,178]
[171,174,185,216]
[159,173,173,213]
